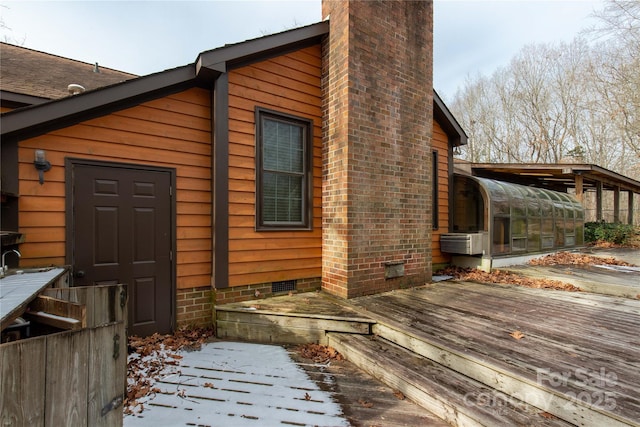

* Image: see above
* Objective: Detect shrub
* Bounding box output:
[584,221,636,245]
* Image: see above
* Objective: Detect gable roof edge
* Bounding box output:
[1,22,330,142]
[1,65,196,141]
[1,90,50,108]
[433,90,467,147]
[196,21,329,77]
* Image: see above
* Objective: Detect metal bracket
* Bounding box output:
[101,394,123,417]
[113,334,120,360]
[120,287,127,309]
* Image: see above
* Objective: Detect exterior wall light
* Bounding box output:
[34,149,51,185]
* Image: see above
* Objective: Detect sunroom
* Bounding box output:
[442,175,585,270]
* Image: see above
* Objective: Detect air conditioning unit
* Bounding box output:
[440,233,484,255]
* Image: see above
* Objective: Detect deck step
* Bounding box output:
[216,306,374,345]
[370,320,638,427]
[327,332,573,427]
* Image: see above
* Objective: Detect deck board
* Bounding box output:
[348,282,640,425]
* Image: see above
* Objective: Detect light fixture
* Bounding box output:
[34,150,51,185]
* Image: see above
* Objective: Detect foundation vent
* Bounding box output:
[272,280,296,294]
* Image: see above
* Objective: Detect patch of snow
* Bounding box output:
[124,341,349,427]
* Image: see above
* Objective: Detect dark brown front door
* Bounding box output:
[69,160,174,336]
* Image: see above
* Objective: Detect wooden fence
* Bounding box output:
[0,284,127,427]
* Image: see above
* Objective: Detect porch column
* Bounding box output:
[629,191,635,225]
[596,181,603,221]
[574,174,583,203]
[613,186,620,223]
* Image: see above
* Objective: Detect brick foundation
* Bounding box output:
[176,280,322,329]
[176,287,214,329]
[213,277,322,306]
[321,0,434,298]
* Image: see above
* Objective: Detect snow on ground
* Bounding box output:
[124,341,349,427]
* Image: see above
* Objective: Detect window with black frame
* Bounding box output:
[255,108,312,230]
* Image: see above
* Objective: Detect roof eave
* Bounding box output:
[196,21,329,77]
[0,90,51,109]
[1,65,197,141]
[1,22,330,142]
[433,89,467,147]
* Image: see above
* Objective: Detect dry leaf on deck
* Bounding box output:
[510,330,525,340]
[358,398,374,408]
[393,390,405,400]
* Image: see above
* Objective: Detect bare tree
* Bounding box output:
[586,1,640,159]
[1,5,26,45]
[450,0,640,180]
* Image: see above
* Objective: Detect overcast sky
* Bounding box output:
[1,0,603,100]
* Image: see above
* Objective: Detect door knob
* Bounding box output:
[75,270,85,278]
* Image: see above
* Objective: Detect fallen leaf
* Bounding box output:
[436,266,581,292]
[296,343,344,362]
[393,390,405,400]
[510,330,525,340]
[358,398,374,408]
[203,382,215,388]
[124,327,214,414]
[528,251,635,267]
[540,412,557,419]
[304,392,311,401]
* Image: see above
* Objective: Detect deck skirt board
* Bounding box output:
[215,306,374,345]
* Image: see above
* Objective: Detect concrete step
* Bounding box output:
[327,332,574,427]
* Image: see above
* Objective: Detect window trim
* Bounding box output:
[255,107,313,231]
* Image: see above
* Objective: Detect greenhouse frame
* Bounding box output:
[442,176,585,268]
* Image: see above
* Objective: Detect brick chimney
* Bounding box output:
[321,0,434,298]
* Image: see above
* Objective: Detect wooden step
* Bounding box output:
[347,284,640,427]
[327,332,574,427]
[216,306,374,345]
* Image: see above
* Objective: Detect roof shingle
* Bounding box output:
[0,42,137,100]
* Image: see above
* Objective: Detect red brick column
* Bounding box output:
[322,0,434,298]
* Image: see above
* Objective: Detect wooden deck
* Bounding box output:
[216,281,640,426]
[345,282,640,426]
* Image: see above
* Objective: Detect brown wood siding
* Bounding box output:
[227,45,322,287]
[16,88,212,290]
[432,119,452,265]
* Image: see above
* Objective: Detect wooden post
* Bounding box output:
[596,181,603,221]
[613,186,620,223]
[574,174,584,203]
[629,191,635,225]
